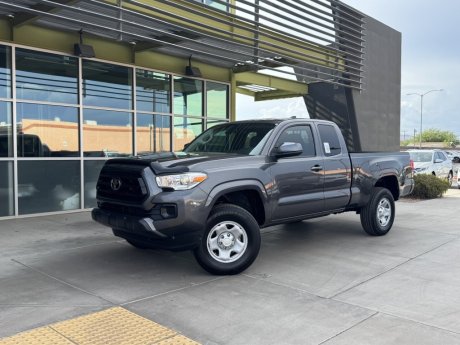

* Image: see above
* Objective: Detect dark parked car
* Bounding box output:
[92,119,414,274]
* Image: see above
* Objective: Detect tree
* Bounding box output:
[421,128,459,145]
[401,128,459,147]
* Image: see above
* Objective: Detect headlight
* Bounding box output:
[156,172,207,190]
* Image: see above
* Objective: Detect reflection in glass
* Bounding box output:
[17,103,78,157]
[84,160,106,208]
[136,114,171,154]
[16,49,78,104]
[206,0,228,10]
[174,77,203,116]
[197,0,229,11]
[173,116,203,150]
[83,60,132,109]
[18,160,80,214]
[83,109,132,157]
[207,82,228,119]
[206,119,227,129]
[0,161,14,216]
[0,102,12,157]
[0,45,11,99]
[136,70,170,113]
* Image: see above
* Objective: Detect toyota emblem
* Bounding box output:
[110,177,122,191]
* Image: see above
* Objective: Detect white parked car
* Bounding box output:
[408,149,454,186]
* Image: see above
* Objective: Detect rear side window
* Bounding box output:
[318,124,341,156]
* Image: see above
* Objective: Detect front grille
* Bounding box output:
[97,164,149,204]
[99,202,149,217]
[99,202,173,221]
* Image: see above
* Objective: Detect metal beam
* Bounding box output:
[254,89,305,102]
[13,0,78,27]
[235,86,256,98]
[234,72,308,95]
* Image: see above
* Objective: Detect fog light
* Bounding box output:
[160,205,177,219]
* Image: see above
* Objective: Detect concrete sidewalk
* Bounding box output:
[1,190,460,344]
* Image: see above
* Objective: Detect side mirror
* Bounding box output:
[183,143,190,150]
[274,142,303,159]
[434,158,443,163]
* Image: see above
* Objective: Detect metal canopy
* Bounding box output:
[0,0,365,91]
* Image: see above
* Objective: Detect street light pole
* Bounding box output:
[407,89,443,148]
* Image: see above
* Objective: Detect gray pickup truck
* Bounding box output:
[92,119,414,274]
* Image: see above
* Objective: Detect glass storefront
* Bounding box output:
[83,60,132,109]
[17,103,79,157]
[136,70,170,113]
[174,77,203,117]
[173,116,203,150]
[0,45,11,99]
[83,109,132,157]
[0,43,229,217]
[16,49,78,104]
[207,81,228,119]
[18,160,80,215]
[84,160,106,208]
[0,161,13,216]
[0,102,12,157]
[136,114,171,154]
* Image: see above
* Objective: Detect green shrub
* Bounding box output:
[410,174,450,199]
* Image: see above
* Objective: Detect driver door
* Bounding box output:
[269,125,325,220]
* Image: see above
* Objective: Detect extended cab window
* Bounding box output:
[275,125,316,157]
[318,124,342,156]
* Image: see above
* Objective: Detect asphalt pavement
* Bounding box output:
[1,189,460,344]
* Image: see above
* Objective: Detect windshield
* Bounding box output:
[184,122,276,155]
[409,151,433,163]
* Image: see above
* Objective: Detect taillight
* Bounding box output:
[410,159,414,170]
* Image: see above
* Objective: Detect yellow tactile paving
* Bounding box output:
[0,307,200,345]
[155,335,200,345]
[0,327,73,345]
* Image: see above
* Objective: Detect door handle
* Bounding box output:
[310,165,323,172]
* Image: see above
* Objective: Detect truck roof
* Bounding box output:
[227,118,335,126]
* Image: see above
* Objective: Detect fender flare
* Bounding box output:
[205,179,270,223]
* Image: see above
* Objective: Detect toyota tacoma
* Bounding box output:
[92,119,414,274]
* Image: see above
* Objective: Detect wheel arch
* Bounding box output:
[375,175,399,201]
[205,180,268,226]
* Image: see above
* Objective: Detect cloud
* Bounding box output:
[236,95,309,121]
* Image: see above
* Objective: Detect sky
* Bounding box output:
[236,0,460,139]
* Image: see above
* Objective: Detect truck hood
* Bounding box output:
[134,151,257,170]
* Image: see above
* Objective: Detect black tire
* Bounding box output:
[360,187,395,236]
[194,204,261,275]
[126,239,151,249]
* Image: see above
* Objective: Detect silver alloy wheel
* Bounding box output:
[376,198,391,227]
[207,221,248,263]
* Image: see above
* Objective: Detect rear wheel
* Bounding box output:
[360,187,395,236]
[194,204,261,275]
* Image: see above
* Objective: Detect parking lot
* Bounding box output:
[1,189,460,344]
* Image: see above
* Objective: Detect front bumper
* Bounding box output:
[92,181,211,251]
[92,207,203,251]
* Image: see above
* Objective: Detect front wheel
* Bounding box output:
[194,204,261,275]
[360,187,395,236]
